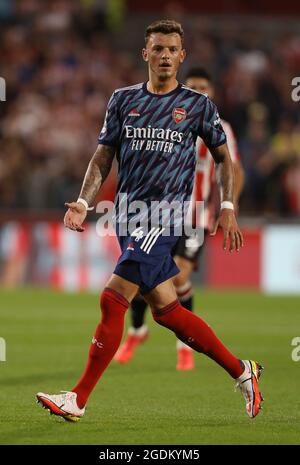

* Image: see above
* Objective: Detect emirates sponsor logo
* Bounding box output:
[125,125,183,142]
[124,124,183,152]
[172,107,186,124]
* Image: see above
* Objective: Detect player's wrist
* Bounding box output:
[220,200,234,211]
[77,198,94,211]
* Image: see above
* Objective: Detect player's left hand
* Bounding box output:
[210,209,244,252]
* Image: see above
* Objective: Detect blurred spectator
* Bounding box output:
[254,117,300,215]
[0,2,300,217]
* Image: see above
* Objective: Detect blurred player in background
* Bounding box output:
[36,20,263,422]
[114,67,245,370]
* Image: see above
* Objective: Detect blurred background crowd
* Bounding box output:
[1,0,300,217]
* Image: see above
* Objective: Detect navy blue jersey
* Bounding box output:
[98,82,226,229]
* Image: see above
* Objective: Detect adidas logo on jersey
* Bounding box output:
[128,108,140,117]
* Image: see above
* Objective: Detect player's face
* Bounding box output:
[142,33,185,81]
[185,77,214,99]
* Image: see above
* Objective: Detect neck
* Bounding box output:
[147,76,178,94]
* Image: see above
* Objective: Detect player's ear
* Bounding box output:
[142,48,148,62]
[180,48,186,64]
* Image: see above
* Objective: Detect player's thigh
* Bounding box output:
[105,273,139,302]
[172,255,194,287]
[143,278,177,311]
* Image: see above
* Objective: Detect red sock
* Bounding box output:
[73,288,128,408]
[153,300,243,378]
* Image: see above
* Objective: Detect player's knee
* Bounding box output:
[151,300,182,330]
[100,288,129,320]
[175,280,193,301]
[173,271,186,288]
[173,258,192,287]
[152,311,171,329]
[106,271,139,303]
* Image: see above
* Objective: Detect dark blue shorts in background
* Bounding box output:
[114,226,180,295]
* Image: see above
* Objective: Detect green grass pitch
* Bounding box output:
[1,288,300,445]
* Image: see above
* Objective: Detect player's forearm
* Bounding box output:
[233,162,245,204]
[211,144,234,203]
[79,144,115,206]
[216,158,234,202]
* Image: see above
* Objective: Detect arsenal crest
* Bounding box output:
[172,107,186,124]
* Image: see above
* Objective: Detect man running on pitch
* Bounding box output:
[36,20,263,421]
[114,67,245,370]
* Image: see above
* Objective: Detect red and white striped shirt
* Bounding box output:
[192,119,240,229]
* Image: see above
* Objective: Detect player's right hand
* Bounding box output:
[64,202,87,232]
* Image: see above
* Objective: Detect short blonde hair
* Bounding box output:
[145,19,184,46]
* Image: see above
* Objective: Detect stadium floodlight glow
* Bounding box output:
[0,77,6,102]
[0,337,6,362]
